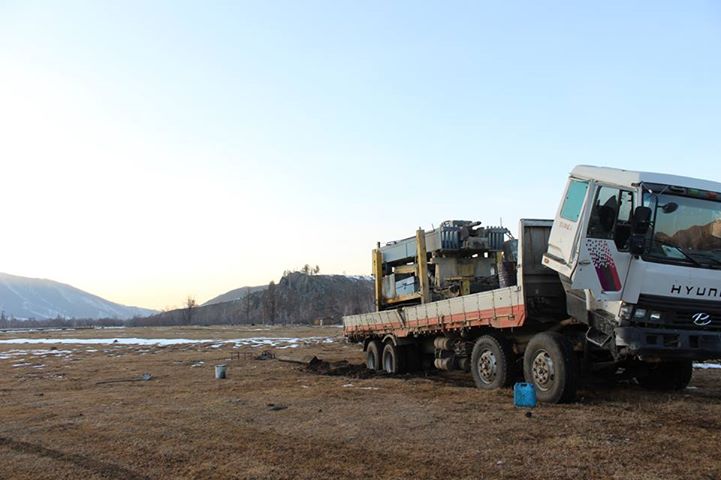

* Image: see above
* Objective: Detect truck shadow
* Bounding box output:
[301,357,721,404]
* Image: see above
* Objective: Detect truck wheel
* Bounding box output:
[635,361,693,391]
[523,332,578,403]
[382,342,406,374]
[471,334,514,390]
[366,340,382,371]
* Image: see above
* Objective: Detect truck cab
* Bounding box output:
[544,165,721,365]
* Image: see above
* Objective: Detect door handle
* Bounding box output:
[578,260,591,266]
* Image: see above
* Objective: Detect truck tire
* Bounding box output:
[635,361,692,391]
[523,332,578,403]
[471,334,514,390]
[382,342,406,374]
[366,340,382,371]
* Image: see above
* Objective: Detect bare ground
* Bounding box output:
[0,325,720,480]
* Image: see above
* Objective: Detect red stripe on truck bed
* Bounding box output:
[344,305,525,338]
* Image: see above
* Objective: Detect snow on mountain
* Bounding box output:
[0,272,156,320]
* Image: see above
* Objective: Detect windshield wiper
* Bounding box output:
[690,252,721,268]
[653,240,706,267]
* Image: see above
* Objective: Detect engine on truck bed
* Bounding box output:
[373,220,515,311]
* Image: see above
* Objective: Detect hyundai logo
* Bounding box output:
[692,312,712,326]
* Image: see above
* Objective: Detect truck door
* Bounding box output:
[571,184,635,300]
[545,177,591,278]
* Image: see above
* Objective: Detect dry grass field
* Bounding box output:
[1,325,720,480]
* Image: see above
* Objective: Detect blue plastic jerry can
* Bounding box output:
[514,382,537,408]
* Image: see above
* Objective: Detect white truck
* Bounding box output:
[343,165,721,403]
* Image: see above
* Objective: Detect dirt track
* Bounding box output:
[1,325,720,480]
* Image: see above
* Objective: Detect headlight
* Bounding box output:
[649,311,662,322]
[633,308,647,319]
[619,304,634,321]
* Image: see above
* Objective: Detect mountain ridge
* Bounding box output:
[0,272,157,320]
[202,284,268,306]
[139,272,373,326]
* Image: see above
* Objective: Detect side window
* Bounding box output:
[560,180,589,222]
[587,185,634,250]
[617,190,634,223]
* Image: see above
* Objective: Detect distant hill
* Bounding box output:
[0,272,157,320]
[140,272,373,326]
[202,284,268,306]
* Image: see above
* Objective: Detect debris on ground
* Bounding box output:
[266,403,288,411]
[95,372,153,385]
[304,356,376,378]
[275,354,316,364]
[255,350,275,361]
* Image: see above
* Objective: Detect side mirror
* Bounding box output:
[631,206,652,234]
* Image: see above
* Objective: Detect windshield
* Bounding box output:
[643,189,721,268]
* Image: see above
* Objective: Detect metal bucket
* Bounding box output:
[215,364,227,379]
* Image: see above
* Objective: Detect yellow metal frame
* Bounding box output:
[416,229,430,304]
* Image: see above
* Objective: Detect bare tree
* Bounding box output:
[244,287,251,324]
[313,265,320,275]
[265,280,276,325]
[184,296,196,325]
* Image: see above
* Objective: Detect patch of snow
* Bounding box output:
[0,336,337,348]
[693,362,721,369]
[30,349,73,356]
[0,328,68,333]
[345,275,373,281]
[0,338,211,346]
[0,349,74,360]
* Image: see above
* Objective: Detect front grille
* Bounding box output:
[636,294,721,332]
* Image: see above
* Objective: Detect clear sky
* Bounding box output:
[1,1,720,309]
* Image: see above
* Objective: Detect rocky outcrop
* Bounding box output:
[137,273,373,326]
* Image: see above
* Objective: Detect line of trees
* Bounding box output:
[0,310,130,330]
[283,264,320,277]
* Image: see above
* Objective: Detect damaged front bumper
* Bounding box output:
[615,326,721,360]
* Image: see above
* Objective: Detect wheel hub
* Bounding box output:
[531,350,555,391]
[477,350,497,384]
